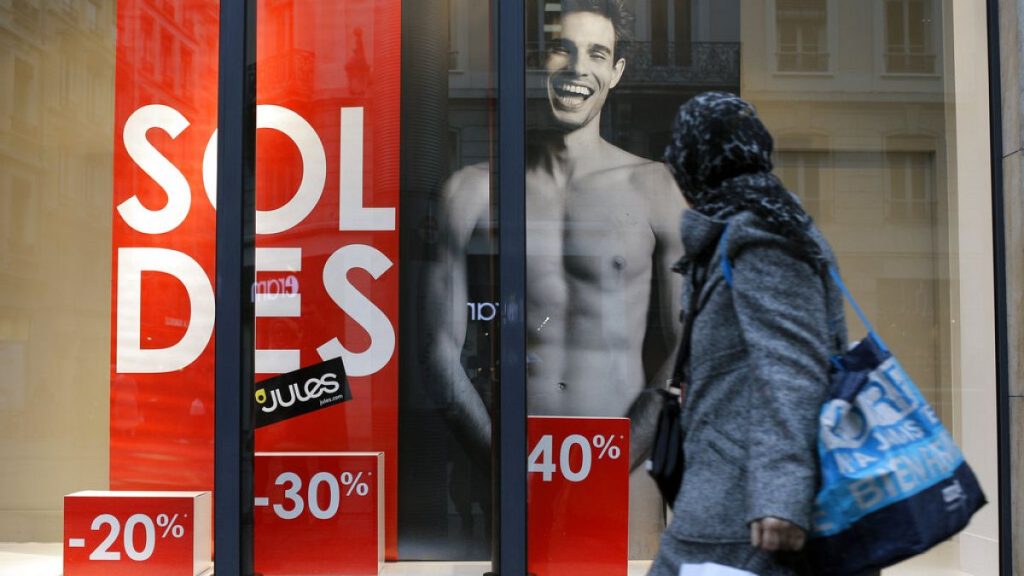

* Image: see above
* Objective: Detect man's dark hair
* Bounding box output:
[561,0,634,48]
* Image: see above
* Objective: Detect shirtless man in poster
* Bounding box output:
[421,0,684,555]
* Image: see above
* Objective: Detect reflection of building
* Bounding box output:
[0,0,218,541]
[741,0,951,421]
[0,0,119,541]
[120,1,217,113]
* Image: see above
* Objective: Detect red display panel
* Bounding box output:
[254,452,384,575]
[528,417,630,576]
[110,0,401,558]
[63,491,212,576]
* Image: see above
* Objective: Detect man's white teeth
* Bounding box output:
[557,83,593,97]
[557,94,585,107]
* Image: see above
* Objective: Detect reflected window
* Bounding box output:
[886,151,935,223]
[86,1,99,30]
[141,14,155,75]
[160,29,174,86]
[776,150,829,223]
[12,0,42,33]
[885,0,937,74]
[267,0,294,56]
[3,174,37,249]
[650,0,691,66]
[161,0,177,20]
[181,47,193,93]
[775,0,828,72]
[524,0,572,60]
[544,1,562,41]
[13,57,38,132]
[447,0,469,71]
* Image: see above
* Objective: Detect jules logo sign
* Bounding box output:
[254,357,352,428]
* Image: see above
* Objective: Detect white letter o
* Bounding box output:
[203,105,327,235]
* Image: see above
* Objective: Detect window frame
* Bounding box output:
[767,0,838,76]
[877,0,943,77]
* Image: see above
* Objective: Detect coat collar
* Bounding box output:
[680,209,728,263]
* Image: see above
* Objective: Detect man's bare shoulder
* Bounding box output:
[626,157,677,188]
[605,150,686,234]
[578,144,684,214]
[603,149,682,202]
[438,162,490,235]
[595,143,677,186]
[444,162,490,196]
[590,141,654,174]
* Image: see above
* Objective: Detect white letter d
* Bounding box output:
[116,248,215,373]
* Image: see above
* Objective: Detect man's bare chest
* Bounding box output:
[526,179,656,284]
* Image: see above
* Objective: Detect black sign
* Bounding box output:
[253,357,351,428]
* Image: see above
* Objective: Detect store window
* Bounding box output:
[774,0,830,72]
[519,0,997,574]
[518,0,736,569]
[0,0,1003,574]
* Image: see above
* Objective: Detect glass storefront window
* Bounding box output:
[1,0,118,548]
[0,0,1004,574]
[518,0,997,574]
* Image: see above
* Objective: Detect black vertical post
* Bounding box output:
[496,0,528,573]
[986,0,1011,574]
[215,1,257,575]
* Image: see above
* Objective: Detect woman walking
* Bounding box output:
[649,92,848,576]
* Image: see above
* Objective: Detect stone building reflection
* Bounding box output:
[741,0,950,424]
[0,0,218,541]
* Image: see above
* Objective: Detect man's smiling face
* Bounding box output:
[545,11,625,131]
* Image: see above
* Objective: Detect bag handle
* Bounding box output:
[825,267,890,354]
[718,223,890,355]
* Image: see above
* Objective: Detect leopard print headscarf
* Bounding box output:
[664,91,818,259]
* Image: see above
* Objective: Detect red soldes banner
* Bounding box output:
[110,0,401,558]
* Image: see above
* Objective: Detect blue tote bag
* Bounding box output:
[717,227,986,575]
[805,268,987,575]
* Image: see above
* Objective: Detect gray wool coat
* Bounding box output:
[666,208,847,545]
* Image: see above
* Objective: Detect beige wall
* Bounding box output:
[949,1,1000,573]
[0,1,115,540]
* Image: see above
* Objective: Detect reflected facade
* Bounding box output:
[0,0,1007,574]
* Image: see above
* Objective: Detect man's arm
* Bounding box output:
[419,165,492,466]
[628,163,685,470]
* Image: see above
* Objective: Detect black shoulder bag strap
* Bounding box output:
[668,250,711,402]
[648,247,711,504]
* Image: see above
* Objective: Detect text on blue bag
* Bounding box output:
[813,356,966,536]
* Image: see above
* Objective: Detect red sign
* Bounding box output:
[528,417,630,576]
[110,0,401,558]
[254,452,384,575]
[63,491,211,576]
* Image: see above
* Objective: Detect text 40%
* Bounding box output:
[82,513,186,562]
[528,434,622,482]
[264,471,371,520]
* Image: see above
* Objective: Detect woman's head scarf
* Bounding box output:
[664,91,818,258]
